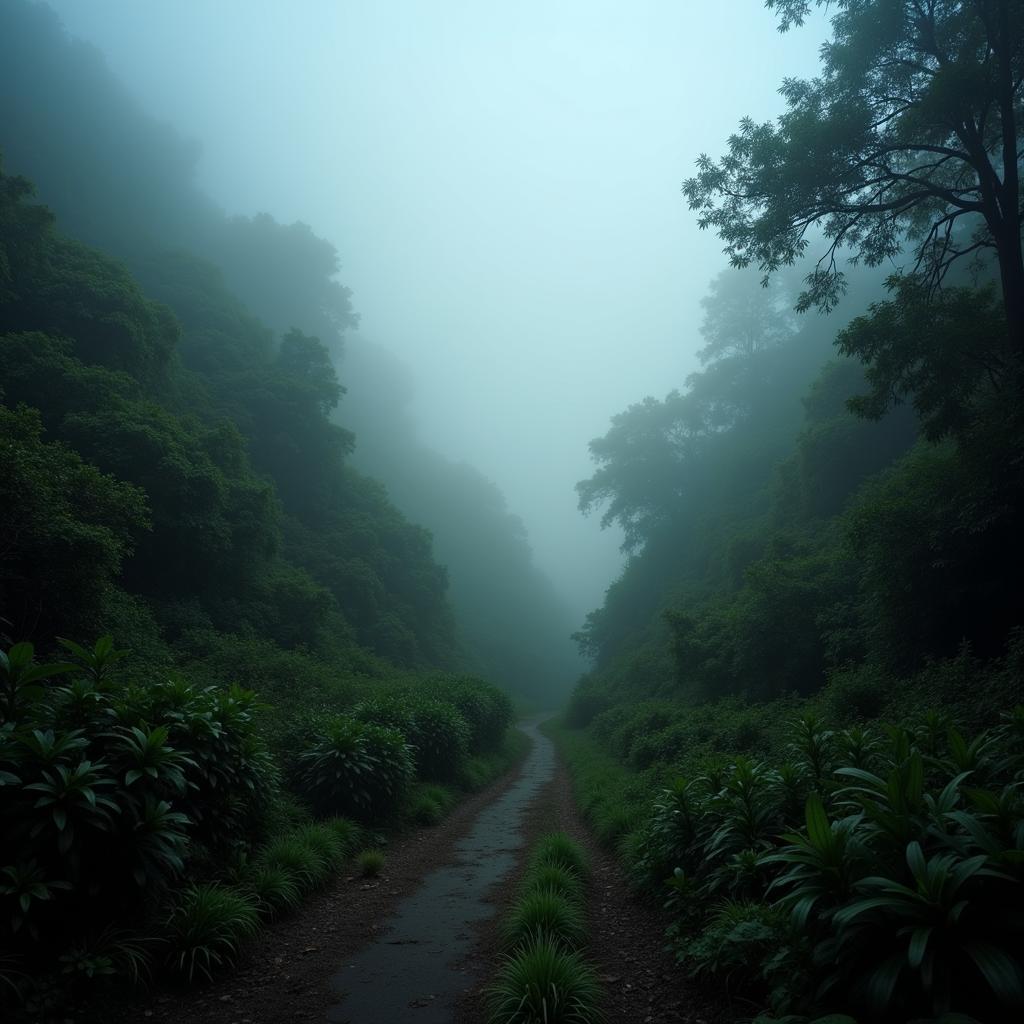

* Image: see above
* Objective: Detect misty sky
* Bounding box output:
[48,0,827,622]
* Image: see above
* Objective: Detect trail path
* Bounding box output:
[327,720,555,1022]
[133,722,721,1024]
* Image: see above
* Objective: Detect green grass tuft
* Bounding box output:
[519,864,586,908]
[241,863,302,917]
[258,835,322,893]
[163,884,260,984]
[528,833,590,880]
[323,815,365,855]
[501,889,587,951]
[487,936,605,1024]
[357,848,386,878]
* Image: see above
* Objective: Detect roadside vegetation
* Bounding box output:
[0,636,515,1016]
[488,833,604,1024]
[558,3,1024,1021]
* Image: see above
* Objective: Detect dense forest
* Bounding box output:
[556,1,1024,1021]
[1,1,1023,1023]
[0,0,580,706]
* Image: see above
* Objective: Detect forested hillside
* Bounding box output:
[3,0,1024,1021]
[0,0,577,705]
[0,1,551,1013]
[556,2,1024,1021]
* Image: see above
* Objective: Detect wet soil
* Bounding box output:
[326,720,555,1023]
[125,723,723,1024]
[453,745,727,1024]
[128,730,540,1024]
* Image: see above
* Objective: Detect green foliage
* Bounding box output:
[0,403,149,641]
[294,716,414,821]
[500,889,587,952]
[519,864,586,909]
[357,849,385,878]
[355,692,472,782]
[528,834,590,881]
[487,937,605,1024]
[679,900,806,1010]
[323,816,366,856]
[238,864,301,918]
[560,703,1024,1021]
[404,782,458,825]
[684,0,1024,339]
[258,835,323,893]
[162,884,259,984]
[420,675,514,754]
[0,638,277,987]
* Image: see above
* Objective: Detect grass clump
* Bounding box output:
[487,936,604,1024]
[357,848,386,878]
[501,889,587,952]
[163,884,260,983]
[519,864,585,908]
[405,782,457,825]
[240,863,302,918]
[294,822,346,877]
[258,835,322,893]
[528,833,589,880]
[324,815,365,856]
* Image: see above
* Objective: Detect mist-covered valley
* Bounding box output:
[1,2,1022,1022]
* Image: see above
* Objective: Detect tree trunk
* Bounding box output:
[996,226,1024,360]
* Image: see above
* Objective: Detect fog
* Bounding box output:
[46,0,826,622]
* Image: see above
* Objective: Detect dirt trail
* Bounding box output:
[326,720,555,1022]
[453,744,725,1024]
[130,727,545,1024]
[129,723,722,1024]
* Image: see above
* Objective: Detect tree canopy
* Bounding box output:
[684,0,1024,350]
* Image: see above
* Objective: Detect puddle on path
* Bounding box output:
[326,719,554,1023]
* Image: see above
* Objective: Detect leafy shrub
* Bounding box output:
[0,638,276,977]
[557,701,1024,1020]
[420,674,513,753]
[677,900,806,1011]
[487,937,604,1024]
[501,889,587,951]
[405,698,472,781]
[357,849,385,878]
[294,715,413,821]
[163,884,259,983]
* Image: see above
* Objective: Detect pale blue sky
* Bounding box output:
[49,0,829,620]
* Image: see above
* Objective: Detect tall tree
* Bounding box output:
[684,0,1024,351]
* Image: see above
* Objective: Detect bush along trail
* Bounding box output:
[0,636,524,1021]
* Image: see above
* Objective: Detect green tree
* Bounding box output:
[698,267,795,364]
[0,405,149,640]
[684,0,1024,350]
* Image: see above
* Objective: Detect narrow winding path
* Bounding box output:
[134,722,721,1024]
[327,720,555,1022]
